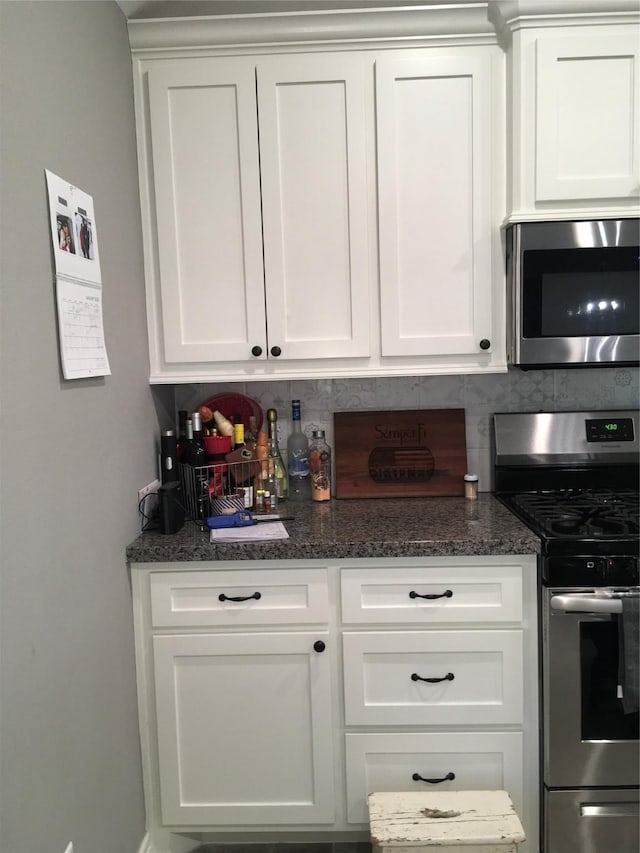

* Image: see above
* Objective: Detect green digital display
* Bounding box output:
[586,418,634,442]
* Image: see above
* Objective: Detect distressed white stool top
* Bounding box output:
[368,790,525,848]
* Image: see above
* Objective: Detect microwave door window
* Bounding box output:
[541,270,639,337]
[522,247,640,338]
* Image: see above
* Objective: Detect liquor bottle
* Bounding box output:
[287,400,310,501]
[183,413,209,520]
[309,430,331,501]
[266,408,287,501]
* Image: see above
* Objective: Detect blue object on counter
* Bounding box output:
[206,510,255,528]
[206,510,294,528]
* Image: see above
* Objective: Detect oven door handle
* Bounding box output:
[581,803,639,817]
[550,593,622,614]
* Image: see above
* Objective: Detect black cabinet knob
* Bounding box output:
[479,339,491,350]
[270,346,282,357]
[251,345,263,357]
[313,640,326,653]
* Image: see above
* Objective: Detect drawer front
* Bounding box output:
[340,565,523,625]
[345,730,524,825]
[150,569,329,627]
[343,630,523,725]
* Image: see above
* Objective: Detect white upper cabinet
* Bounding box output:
[130,8,507,382]
[535,33,639,204]
[257,55,371,361]
[143,53,371,376]
[491,1,640,220]
[376,54,494,358]
[148,58,266,364]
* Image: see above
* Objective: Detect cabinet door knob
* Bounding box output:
[412,771,455,784]
[411,672,454,683]
[270,346,282,357]
[251,345,263,357]
[313,640,326,653]
[479,338,491,350]
[409,589,453,600]
[218,592,261,603]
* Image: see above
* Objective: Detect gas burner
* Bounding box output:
[507,490,639,540]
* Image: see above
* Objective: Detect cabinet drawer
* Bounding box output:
[150,569,329,627]
[340,565,523,624]
[345,731,523,825]
[343,630,523,725]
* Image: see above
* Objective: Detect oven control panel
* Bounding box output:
[586,418,635,442]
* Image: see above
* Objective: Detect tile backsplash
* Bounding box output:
[167,367,639,492]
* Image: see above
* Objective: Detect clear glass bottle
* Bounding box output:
[309,430,331,501]
[266,408,287,501]
[287,400,311,501]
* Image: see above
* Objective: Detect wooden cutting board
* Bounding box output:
[334,408,467,499]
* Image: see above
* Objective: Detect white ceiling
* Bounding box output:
[115,0,458,19]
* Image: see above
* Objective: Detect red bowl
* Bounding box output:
[204,434,232,456]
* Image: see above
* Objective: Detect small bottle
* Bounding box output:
[233,419,246,451]
[245,415,258,456]
[464,473,479,500]
[309,430,331,501]
[266,408,287,501]
[287,400,311,501]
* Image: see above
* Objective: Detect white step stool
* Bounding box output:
[368,790,525,853]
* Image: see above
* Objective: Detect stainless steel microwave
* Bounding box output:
[506,218,640,368]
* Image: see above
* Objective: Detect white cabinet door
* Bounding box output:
[535,33,640,203]
[147,58,266,363]
[153,631,334,825]
[376,54,493,358]
[257,54,371,360]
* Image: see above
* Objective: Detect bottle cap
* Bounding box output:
[312,430,326,439]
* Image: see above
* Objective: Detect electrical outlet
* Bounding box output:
[138,478,161,531]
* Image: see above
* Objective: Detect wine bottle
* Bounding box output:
[287,400,310,501]
[176,410,188,461]
[183,413,209,520]
[266,408,287,501]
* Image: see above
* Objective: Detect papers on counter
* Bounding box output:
[209,522,289,544]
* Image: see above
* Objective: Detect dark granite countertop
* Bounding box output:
[126,494,539,564]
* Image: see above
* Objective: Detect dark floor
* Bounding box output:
[199,844,372,852]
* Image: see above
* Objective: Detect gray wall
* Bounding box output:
[0,2,156,851]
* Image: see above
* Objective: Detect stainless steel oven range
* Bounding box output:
[494,410,639,853]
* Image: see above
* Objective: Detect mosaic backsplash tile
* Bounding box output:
[170,367,639,493]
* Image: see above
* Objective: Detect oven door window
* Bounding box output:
[580,620,639,740]
[522,247,639,338]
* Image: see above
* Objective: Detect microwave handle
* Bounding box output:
[550,593,623,614]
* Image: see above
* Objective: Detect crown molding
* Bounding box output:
[489,0,640,35]
[127,4,498,52]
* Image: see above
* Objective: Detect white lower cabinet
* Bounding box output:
[131,555,538,851]
[153,631,334,825]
